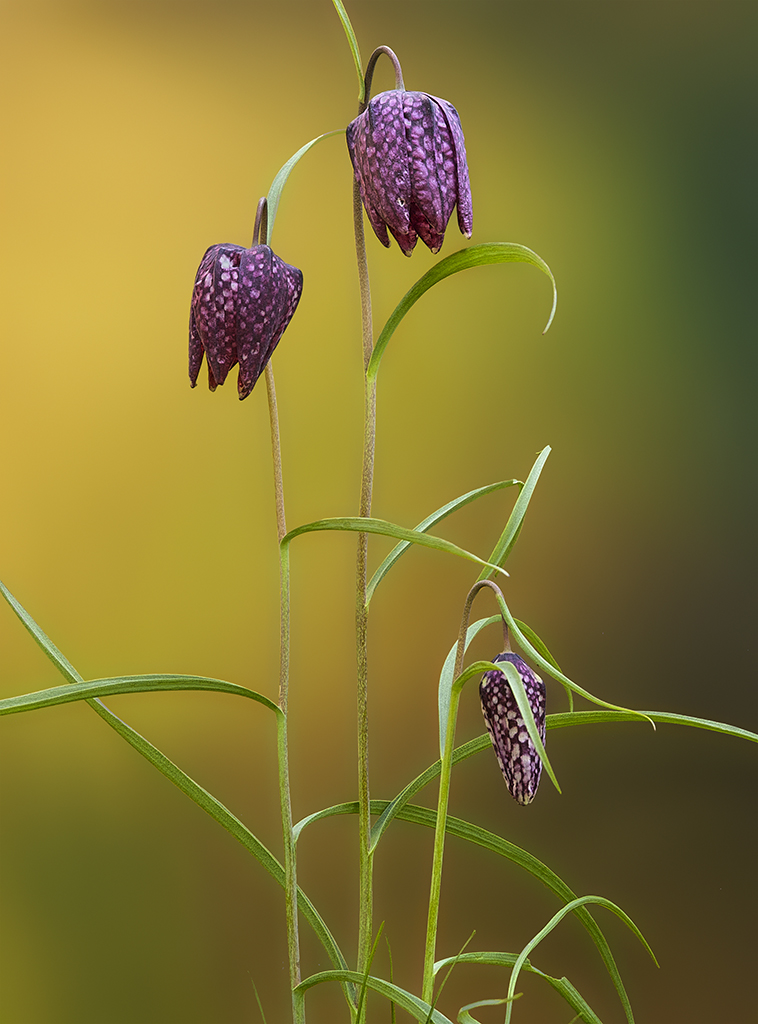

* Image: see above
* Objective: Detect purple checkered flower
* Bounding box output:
[346,90,473,256]
[189,243,302,400]
[479,653,546,806]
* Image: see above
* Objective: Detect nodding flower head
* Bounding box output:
[346,89,472,256]
[189,243,302,400]
[479,653,546,806]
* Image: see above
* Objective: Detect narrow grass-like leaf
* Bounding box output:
[266,130,344,245]
[547,709,758,743]
[282,517,509,580]
[458,997,521,1023]
[294,970,453,1024]
[250,978,268,1024]
[367,243,557,381]
[477,447,550,581]
[0,674,281,718]
[1,579,80,685]
[439,616,501,757]
[434,952,602,1024]
[428,930,476,1023]
[0,582,352,996]
[331,0,364,103]
[85,698,354,1002]
[293,799,633,1023]
[493,592,653,725]
[505,896,657,1024]
[367,481,520,606]
[498,659,560,794]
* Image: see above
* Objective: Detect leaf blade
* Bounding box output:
[266,130,344,245]
[367,481,520,606]
[294,970,453,1024]
[367,243,557,381]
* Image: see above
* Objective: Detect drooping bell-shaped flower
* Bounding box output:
[189,242,302,400]
[479,653,546,806]
[346,89,473,256]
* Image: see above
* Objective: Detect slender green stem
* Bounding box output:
[354,174,376,988]
[422,581,505,1001]
[351,39,402,1005]
[265,363,301,1020]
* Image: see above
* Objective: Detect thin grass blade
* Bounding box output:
[477,448,550,581]
[367,243,557,381]
[294,970,453,1024]
[505,896,657,1024]
[293,799,633,1023]
[434,952,603,1024]
[438,616,501,756]
[331,0,364,103]
[266,131,344,244]
[282,517,509,580]
[0,674,281,718]
[367,482,520,606]
[458,997,521,1023]
[1,579,80,684]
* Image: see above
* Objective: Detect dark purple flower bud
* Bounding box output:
[189,243,303,400]
[479,653,546,806]
[346,89,473,256]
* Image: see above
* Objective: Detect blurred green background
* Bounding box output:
[0,1,755,1022]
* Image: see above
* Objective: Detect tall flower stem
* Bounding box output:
[354,168,376,984]
[421,581,505,1002]
[352,43,405,993]
[265,360,301,1022]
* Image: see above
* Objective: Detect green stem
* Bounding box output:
[353,174,376,990]
[265,364,301,1021]
[421,582,502,1001]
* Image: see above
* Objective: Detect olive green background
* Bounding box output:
[0,2,755,1022]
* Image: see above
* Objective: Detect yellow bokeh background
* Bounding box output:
[0,2,755,1022]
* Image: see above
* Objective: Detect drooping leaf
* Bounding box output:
[504,896,657,1024]
[367,243,557,381]
[294,970,453,1024]
[282,517,509,580]
[457,996,521,1024]
[434,952,602,1024]
[293,799,633,1023]
[367,481,520,606]
[0,674,281,718]
[477,447,550,581]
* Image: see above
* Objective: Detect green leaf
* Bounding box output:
[367,481,520,607]
[434,952,602,1024]
[547,709,758,743]
[265,130,344,245]
[499,660,560,794]
[0,674,281,718]
[294,970,453,1024]
[504,896,657,1024]
[438,617,501,757]
[293,799,633,1024]
[331,0,364,103]
[367,243,557,381]
[84,699,353,996]
[458,997,521,1024]
[1,578,80,685]
[0,580,351,997]
[282,517,509,581]
[477,447,550,581]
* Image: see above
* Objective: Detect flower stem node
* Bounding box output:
[480,653,546,806]
[346,90,472,256]
[189,243,303,400]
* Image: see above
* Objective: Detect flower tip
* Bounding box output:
[430,245,442,255]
